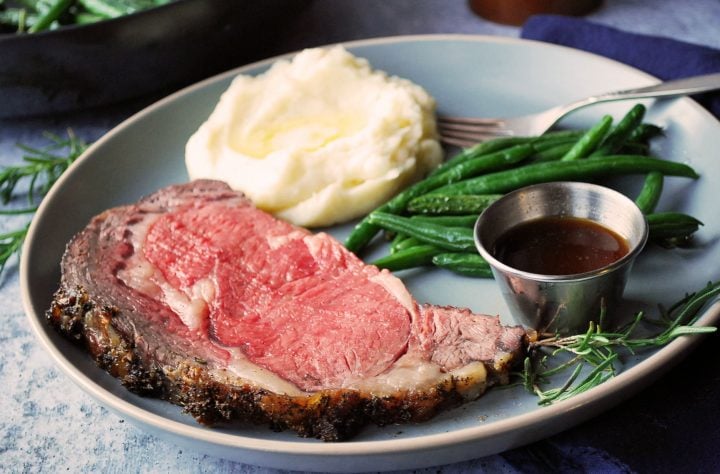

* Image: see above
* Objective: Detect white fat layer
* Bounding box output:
[212,350,486,397]
[369,270,416,315]
[118,259,162,298]
[211,348,307,396]
[117,215,159,294]
[348,354,443,393]
[116,213,212,332]
[161,279,212,331]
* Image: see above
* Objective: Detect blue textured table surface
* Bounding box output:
[2,1,719,473]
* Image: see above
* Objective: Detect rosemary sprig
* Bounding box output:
[0,222,30,275]
[520,281,720,405]
[0,130,87,205]
[0,130,88,276]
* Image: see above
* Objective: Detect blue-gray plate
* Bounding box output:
[20,35,720,472]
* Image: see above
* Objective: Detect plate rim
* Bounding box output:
[20,33,720,461]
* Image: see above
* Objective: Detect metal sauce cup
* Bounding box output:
[474,182,649,335]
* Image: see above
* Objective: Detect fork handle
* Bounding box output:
[587,72,720,104]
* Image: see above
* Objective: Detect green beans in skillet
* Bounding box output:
[2,0,172,33]
[27,0,72,33]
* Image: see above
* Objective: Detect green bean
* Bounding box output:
[524,137,579,163]
[432,253,493,277]
[391,236,420,254]
[530,141,576,162]
[345,144,534,252]
[560,115,613,161]
[635,171,664,214]
[428,144,535,184]
[538,130,589,140]
[627,123,664,143]
[429,130,585,178]
[532,137,578,152]
[78,0,129,18]
[31,0,53,14]
[406,194,502,215]
[429,137,530,177]
[27,0,72,32]
[410,214,479,227]
[0,8,37,30]
[389,232,408,253]
[590,104,646,157]
[88,0,165,16]
[428,155,699,197]
[367,212,476,252]
[647,212,703,241]
[372,244,441,271]
[619,142,651,156]
[346,210,398,254]
[528,132,588,154]
[74,11,105,23]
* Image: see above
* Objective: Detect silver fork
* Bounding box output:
[438,72,720,147]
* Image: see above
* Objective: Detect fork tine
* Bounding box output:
[438,119,507,132]
[439,136,483,148]
[438,114,505,125]
[438,122,507,134]
[438,126,516,139]
[437,116,517,145]
[439,115,507,126]
[438,124,517,147]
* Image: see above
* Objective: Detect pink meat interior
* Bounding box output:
[143,202,411,391]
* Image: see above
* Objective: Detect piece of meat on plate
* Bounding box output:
[47,179,528,441]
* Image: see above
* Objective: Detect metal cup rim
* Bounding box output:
[473,181,650,283]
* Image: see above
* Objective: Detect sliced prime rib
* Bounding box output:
[47,180,528,441]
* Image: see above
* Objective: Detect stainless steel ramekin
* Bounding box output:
[474,181,649,334]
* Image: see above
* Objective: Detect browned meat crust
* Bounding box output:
[48,285,527,441]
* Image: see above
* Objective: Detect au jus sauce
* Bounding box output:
[492,216,630,275]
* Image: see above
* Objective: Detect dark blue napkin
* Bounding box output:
[521,15,720,118]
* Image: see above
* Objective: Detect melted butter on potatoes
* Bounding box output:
[185,46,442,228]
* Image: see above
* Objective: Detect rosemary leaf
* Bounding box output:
[0,223,29,275]
[524,280,720,405]
[0,129,88,278]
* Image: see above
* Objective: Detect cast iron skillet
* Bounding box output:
[0,0,309,118]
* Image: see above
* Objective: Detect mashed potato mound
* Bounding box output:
[185,46,442,227]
